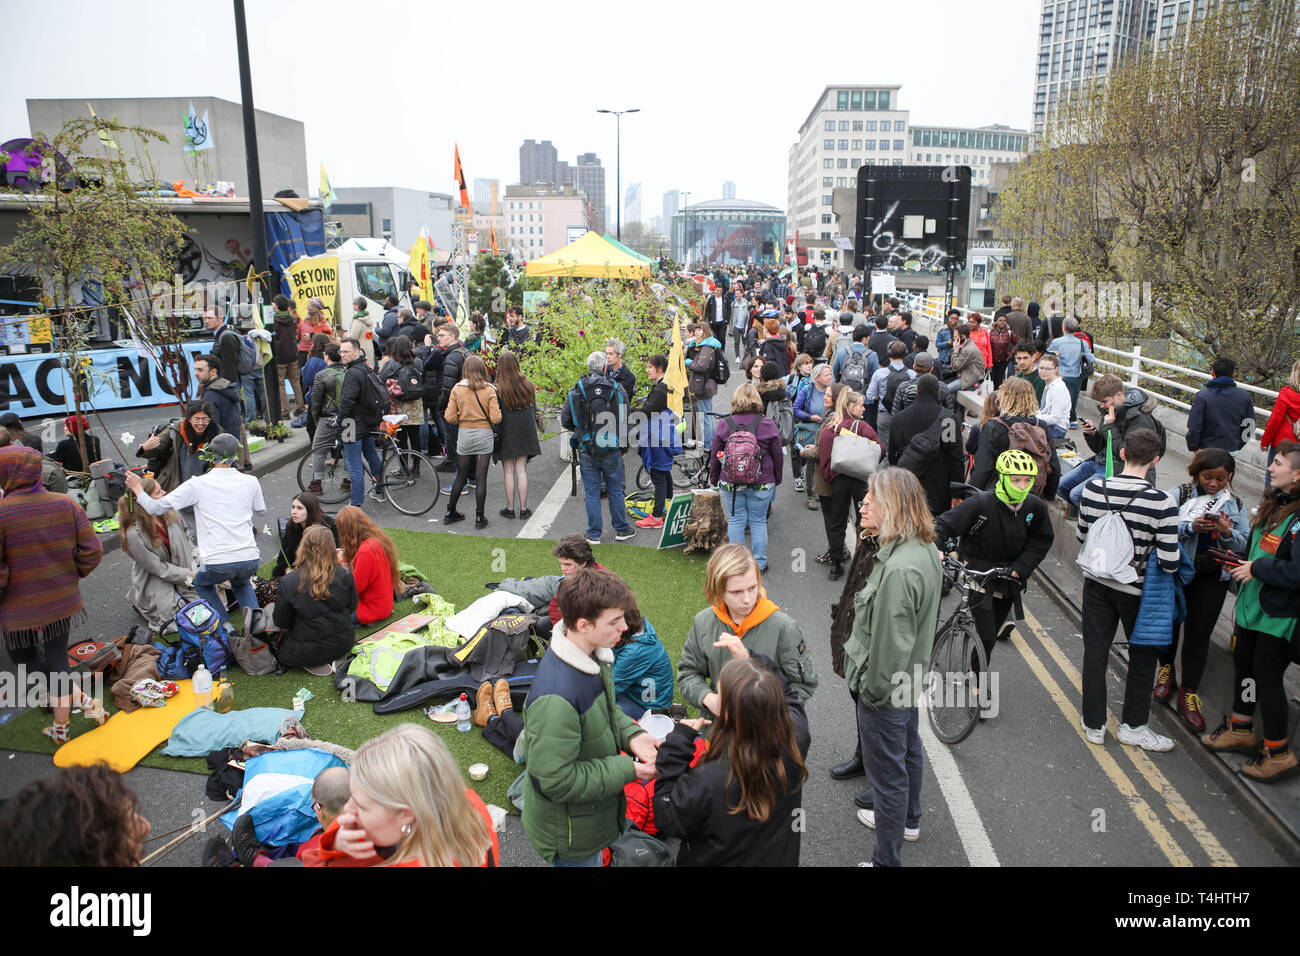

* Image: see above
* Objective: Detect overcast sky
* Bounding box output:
[3,0,1040,226]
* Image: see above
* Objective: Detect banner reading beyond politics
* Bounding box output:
[285,256,339,324]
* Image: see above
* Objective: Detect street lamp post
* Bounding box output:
[679,190,691,267]
[597,108,639,241]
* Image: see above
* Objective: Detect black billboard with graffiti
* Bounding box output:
[853,165,971,273]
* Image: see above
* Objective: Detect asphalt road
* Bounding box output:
[2,377,1294,868]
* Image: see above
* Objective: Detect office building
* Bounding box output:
[907,124,1031,185]
[519,139,559,186]
[624,182,642,225]
[504,184,589,258]
[473,177,500,215]
[331,187,454,250]
[572,152,605,233]
[662,190,681,234]
[722,180,736,199]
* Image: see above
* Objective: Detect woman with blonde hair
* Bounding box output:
[310,723,498,867]
[270,524,358,675]
[970,376,1059,498]
[843,467,942,866]
[816,387,883,581]
[335,505,400,626]
[443,353,502,528]
[677,543,817,721]
[492,350,541,519]
[119,475,197,635]
[707,383,784,572]
[1260,360,1300,488]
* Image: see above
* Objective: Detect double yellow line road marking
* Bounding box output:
[1008,606,1235,867]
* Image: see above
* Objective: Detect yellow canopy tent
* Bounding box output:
[524,230,652,279]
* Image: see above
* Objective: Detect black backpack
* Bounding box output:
[394,361,424,402]
[882,367,912,411]
[802,323,828,359]
[897,413,951,476]
[713,351,731,384]
[840,349,870,391]
[569,375,625,455]
[352,363,390,425]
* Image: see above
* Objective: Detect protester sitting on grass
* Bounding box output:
[653,653,811,866]
[119,475,197,635]
[272,491,338,580]
[335,505,400,626]
[233,766,351,867]
[270,525,359,675]
[678,543,818,721]
[496,534,606,641]
[613,601,675,718]
[304,724,498,867]
[0,765,150,866]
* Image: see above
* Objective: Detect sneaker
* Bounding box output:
[303,662,333,677]
[585,536,601,546]
[202,831,237,868]
[467,477,477,488]
[518,508,533,519]
[1240,745,1300,783]
[1176,689,1206,732]
[806,497,820,511]
[232,812,268,868]
[815,550,833,565]
[684,439,698,450]
[856,808,919,842]
[499,508,516,519]
[1200,715,1258,754]
[1152,664,1176,702]
[794,476,805,492]
[614,528,637,541]
[443,511,466,525]
[1117,723,1175,753]
[306,480,323,494]
[1081,721,1105,746]
[366,485,386,502]
[1070,420,1083,429]
[636,515,664,528]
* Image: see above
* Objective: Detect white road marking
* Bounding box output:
[518,462,575,539]
[916,693,1001,866]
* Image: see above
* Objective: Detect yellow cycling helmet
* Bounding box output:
[996,449,1038,476]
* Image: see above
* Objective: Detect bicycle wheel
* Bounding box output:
[671,454,704,491]
[925,621,987,745]
[381,450,439,516]
[296,447,349,505]
[635,464,653,491]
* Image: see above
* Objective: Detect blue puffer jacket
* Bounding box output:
[613,619,675,718]
[637,406,681,472]
[1131,546,1196,646]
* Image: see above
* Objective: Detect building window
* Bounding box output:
[822,194,832,205]
[850,90,862,110]
[894,139,904,151]
[894,120,905,131]
[837,158,848,168]
[821,232,831,240]
[959,131,968,147]
[823,158,834,168]
[866,120,877,132]
[824,119,835,131]
[893,159,903,166]
[838,139,848,150]
[837,177,848,187]
[823,177,833,187]
[940,130,950,147]
[853,120,863,131]
[878,90,890,109]
[913,129,922,146]
[922,129,931,146]
[879,140,890,151]
[839,120,849,131]
[837,90,850,109]
[824,139,834,150]
[851,157,861,167]
[821,214,832,224]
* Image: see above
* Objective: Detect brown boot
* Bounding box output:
[494,678,513,715]
[473,682,496,728]
[1200,715,1257,754]
[1241,744,1300,783]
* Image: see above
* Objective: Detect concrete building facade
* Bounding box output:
[907,124,1031,186]
[26,96,307,198]
[624,182,641,225]
[505,184,589,258]
[331,187,453,251]
[571,152,605,234]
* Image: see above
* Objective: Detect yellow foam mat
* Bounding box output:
[54,680,198,772]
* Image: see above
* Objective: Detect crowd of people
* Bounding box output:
[2,263,1299,869]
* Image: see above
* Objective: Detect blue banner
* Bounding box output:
[266,210,325,299]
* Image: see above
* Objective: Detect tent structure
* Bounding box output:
[524,230,651,279]
[601,233,657,268]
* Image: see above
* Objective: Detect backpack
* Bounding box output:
[882,367,912,411]
[220,327,258,377]
[393,361,423,402]
[354,363,392,424]
[774,398,794,444]
[712,350,731,385]
[897,413,950,476]
[570,375,625,455]
[1076,482,1139,585]
[1005,418,1051,497]
[720,416,764,486]
[803,323,828,359]
[163,599,235,677]
[688,345,718,397]
[841,349,870,391]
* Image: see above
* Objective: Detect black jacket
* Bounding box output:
[971,415,1061,500]
[867,330,899,366]
[1186,377,1255,453]
[652,654,810,867]
[1249,492,1300,624]
[273,514,339,579]
[394,319,431,348]
[374,307,401,355]
[439,345,470,410]
[1084,387,1164,467]
[935,490,1054,581]
[50,434,102,473]
[418,343,447,402]
[339,357,384,430]
[271,311,298,365]
[214,327,244,382]
[272,565,358,668]
[609,364,637,406]
[505,324,533,349]
[702,296,731,329]
[640,378,669,417]
[888,395,964,517]
[199,377,243,439]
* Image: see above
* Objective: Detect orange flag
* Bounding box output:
[454,143,470,211]
[490,222,499,255]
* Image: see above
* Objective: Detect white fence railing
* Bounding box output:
[904,294,1280,424]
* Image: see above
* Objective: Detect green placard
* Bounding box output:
[657,493,695,549]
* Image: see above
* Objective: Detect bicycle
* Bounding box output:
[296,420,439,516]
[925,552,1019,745]
[634,411,721,492]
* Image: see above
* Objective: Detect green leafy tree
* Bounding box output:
[468,254,521,322]
[995,1,1300,387]
[0,116,188,466]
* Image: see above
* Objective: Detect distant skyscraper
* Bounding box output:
[572,152,605,233]
[519,139,558,186]
[1032,0,1155,134]
[722,180,736,199]
[662,190,680,235]
[624,182,642,225]
[473,178,499,214]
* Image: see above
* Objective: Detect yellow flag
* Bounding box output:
[86,103,118,150]
[408,229,433,303]
[665,311,688,419]
[320,163,335,210]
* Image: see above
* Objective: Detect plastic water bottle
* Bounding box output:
[455,693,471,732]
[192,664,213,709]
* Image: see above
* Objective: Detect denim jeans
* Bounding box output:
[241,371,267,421]
[719,483,775,568]
[694,395,714,451]
[579,450,631,539]
[1063,375,1082,420]
[343,435,383,506]
[1060,459,1104,508]
[310,420,341,481]
[1044,423,1067,442]
[857,702,923,867]
[551,851,603,867]
[193,559,261,632]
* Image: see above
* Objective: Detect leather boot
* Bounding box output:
[473,681,496,727]
[1241,743,1300,783]
[829,556,844,581]
[493,678,513,715]
[831,740,865,780]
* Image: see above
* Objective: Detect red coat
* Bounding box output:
[817,416,882,484]
[1261,384,1300,450]
[548,561,607,625]
[352,538,394,625]
[969,327,993,368]
[301,789,499,867]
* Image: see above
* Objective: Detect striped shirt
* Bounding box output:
[1075,474,1180,595]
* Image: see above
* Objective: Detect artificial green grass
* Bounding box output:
[0,530,709,811]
